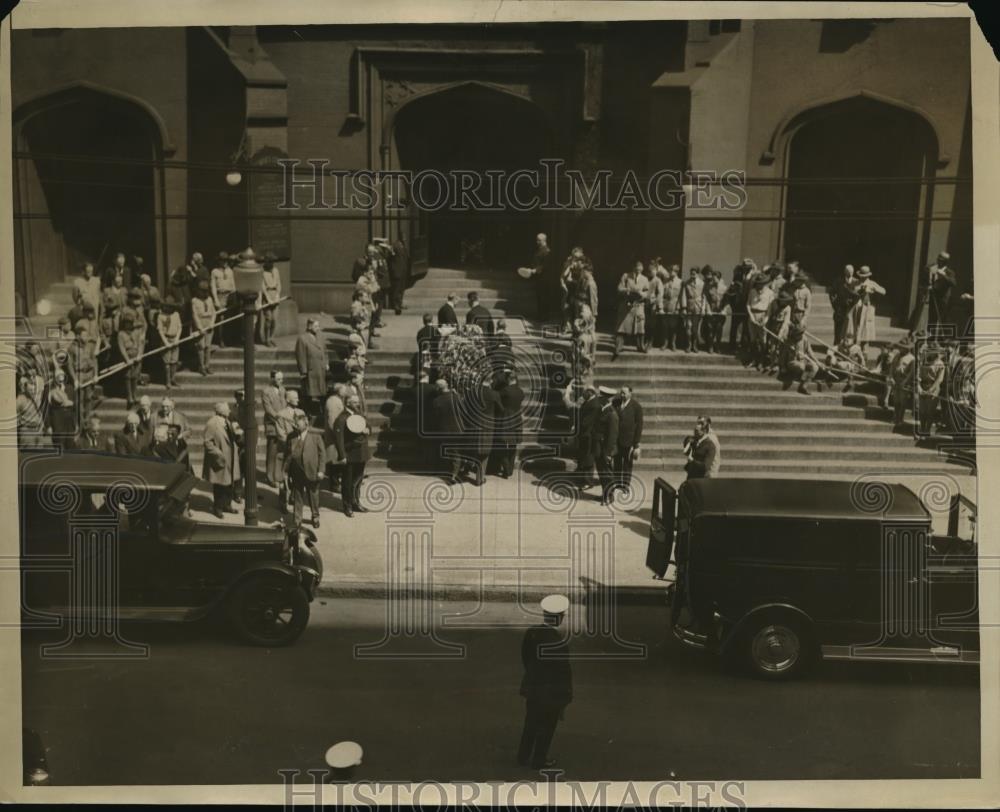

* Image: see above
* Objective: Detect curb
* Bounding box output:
[314,579,670,604]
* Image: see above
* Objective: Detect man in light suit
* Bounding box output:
[202,402,241,518]
[295,318,329,416]
[284,412,326,528]
[683,415,720,479]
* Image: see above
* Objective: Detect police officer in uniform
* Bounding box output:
[518,594,573,772]
[593,386,620,506]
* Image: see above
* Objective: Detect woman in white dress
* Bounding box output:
[847,266,886,354]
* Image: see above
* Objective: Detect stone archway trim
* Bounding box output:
[760,89,949,168]
[381,79,555,153]
[13,80,176,156]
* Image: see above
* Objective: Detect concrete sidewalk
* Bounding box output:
[187,469,977,600]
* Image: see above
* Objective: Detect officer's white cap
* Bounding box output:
[597,385,616,397]
[325,741,363,769]
[540,594,570,615]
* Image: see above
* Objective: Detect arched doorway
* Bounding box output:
[391,84,552,270]
[781,95,937,317]
[14,87,163,308]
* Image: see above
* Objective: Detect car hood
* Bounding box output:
[161,517,285,546]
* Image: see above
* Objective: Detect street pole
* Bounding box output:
[234,248,263,528]
[242,290,258,527]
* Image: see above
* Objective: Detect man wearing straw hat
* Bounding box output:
[517,594,572,772]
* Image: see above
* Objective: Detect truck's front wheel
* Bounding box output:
[740,614,815,680]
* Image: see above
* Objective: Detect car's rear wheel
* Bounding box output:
[740,613,815,680]
[226,575,310,647]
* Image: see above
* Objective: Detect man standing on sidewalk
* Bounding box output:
[262,369,286,487]
[332,394,371,518]
[284,412,326,529]
[614,385,643,497]
[518,594,573,772]
[594,386,620,506]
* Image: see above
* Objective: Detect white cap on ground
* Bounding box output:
[325,741,363,769]
[540,594,570,616]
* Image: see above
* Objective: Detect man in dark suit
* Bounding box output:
[572,385,601,490]
[518,594,572,772]
[114,412,149,456]
[285,412,327,528]
[295,318,329,416]
[389,235,410,314]
[614,385,643,496]
[466,291,494,336]
[496,370,525,478]
[412,368,437,468]
[926,251,957,335]
[471,380,502,486]
[416,314,441,374]
[332,394,371,518]
[431,378,463,484]
[593,386,619,506]
[437,293,459,327]
[75,415,115,452]
[490,319,515,373]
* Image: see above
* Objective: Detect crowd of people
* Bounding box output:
[16,231,977,529]
[550,245,976,442]
[16,248,287,451]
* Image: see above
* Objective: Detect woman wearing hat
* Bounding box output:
[846,266,886,354]
[157,297,183,390]
[613,261,650,358]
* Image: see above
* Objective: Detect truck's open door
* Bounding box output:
[645,477,677,578]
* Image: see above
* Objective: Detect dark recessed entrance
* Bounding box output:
[15,88,159,301]
[782,95,937,316]
[393,84,551,270]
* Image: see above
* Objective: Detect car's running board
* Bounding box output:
[42,606,208,622]
[821,644,979,665]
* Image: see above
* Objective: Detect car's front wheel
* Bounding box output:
[740,613,815,680]
[226,574,310,647]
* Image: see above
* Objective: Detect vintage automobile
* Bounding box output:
[19,450,323,647]
[646,477,978,680]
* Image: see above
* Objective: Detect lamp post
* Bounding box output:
[234,248,263,527]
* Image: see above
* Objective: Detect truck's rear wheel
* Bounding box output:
[226,575,310,647]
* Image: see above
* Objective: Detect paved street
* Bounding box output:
[21,598,979,785]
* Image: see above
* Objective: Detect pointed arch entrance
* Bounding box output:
[780,94,939,317]
[389,83,553,271]
[13,85,167,309]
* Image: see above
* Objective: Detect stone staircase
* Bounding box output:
[74,267,971,481]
